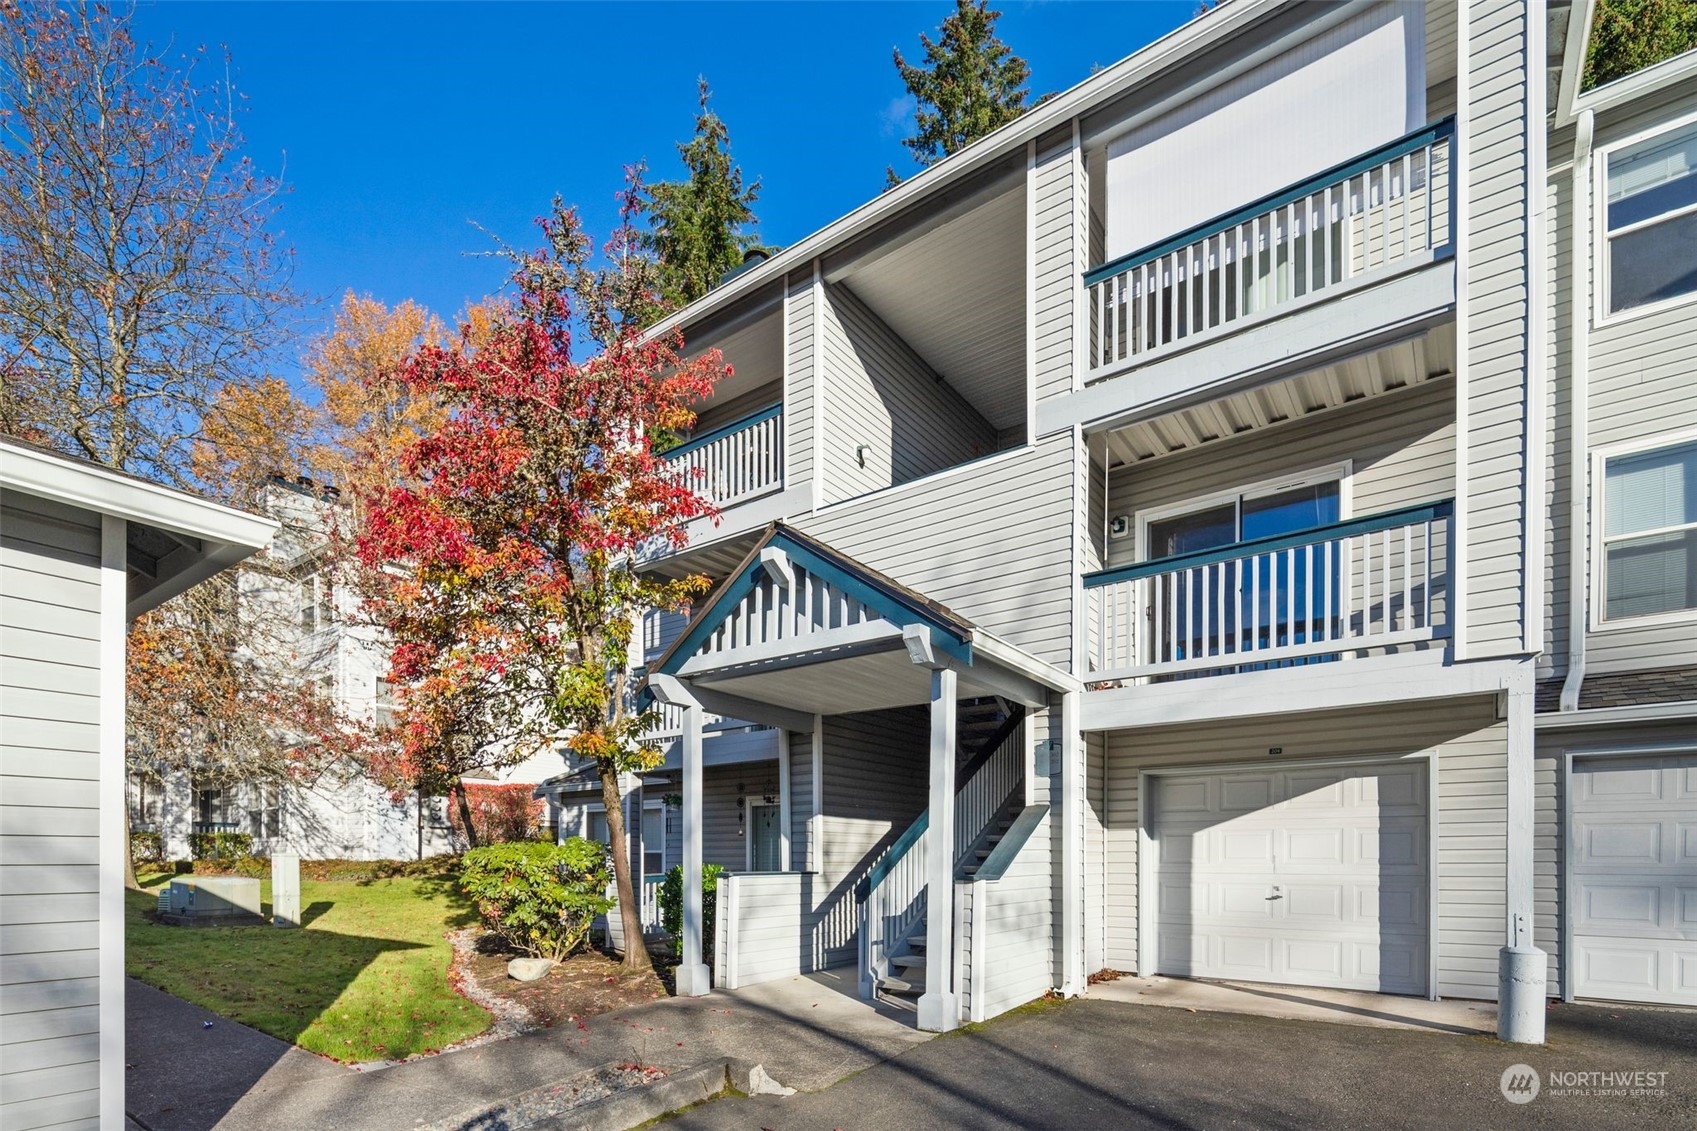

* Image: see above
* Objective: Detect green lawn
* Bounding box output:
[126,872,493,1062]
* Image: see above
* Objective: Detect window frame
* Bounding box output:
[1594,108,1697,326]
[1589,427,1697,632]
[1132,462,1355,568]
[584,799,667,876]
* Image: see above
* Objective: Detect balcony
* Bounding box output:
[1084,119,1455,385]
[664,404,783,510]
[1085,501,1452,684]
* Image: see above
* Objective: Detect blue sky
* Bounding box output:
[130,1,1195,375]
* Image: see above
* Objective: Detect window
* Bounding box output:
[375,678,395,728]
[1142,475,1343,671]
[192,785,235,831]
[247,781,282,841]
[298,571,333,629]
[1604,119,1697,315]
[642,806,665,875]
[588,809,610,844]
[1600,438,1697,622]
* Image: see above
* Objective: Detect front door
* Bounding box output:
[750,804,782,872]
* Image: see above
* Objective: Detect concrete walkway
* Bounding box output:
[1089,974,1499,1034]
[668,996,1697,1129]
[127,969,929,1130]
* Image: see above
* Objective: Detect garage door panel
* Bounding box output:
[1218,883,1280,918]
[1284,884,1344,921]
[1219,829,1276,864]
[1284,828,1344,865]
[1220,776,1274,811]
[1578,882,1660,931]
[1152,760,1429,996]
[1579,764,1666,803]
[1162,778,1213,813]
[1572,754,1697,1006]
[1577,818,1666,866]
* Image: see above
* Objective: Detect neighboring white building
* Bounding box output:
[544,0,1697,1041]
[0,436,276,1131]
[132,477,565,862]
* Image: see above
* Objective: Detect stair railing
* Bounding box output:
[854,708,1026,997]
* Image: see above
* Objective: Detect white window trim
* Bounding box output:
[1132,461,1355,565]
[1588,425,1697,633]
[1592,107,1697,327]
[585,799,668,875]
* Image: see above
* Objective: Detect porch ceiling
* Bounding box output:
[1100,321,1456,468]
[699,648,935,716]
[687,310,783,407]
[843,184,1026,431]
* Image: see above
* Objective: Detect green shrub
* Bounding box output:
[458,839,612,962]
[189,831,253,860]
[658,863,724,958]
[129,831,164,864]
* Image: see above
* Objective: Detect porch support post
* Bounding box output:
[653,675,711,997]
[1060,690,1085,997]
[918,666,959,1032]
[1498,663,1544,1042]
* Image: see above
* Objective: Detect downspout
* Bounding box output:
[1559,109,1595,712]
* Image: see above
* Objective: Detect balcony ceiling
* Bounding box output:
[691,311,783,406]
[1101,321,1456,468]
[845,184,1027,432]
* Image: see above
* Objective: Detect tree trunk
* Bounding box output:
[455,782,479,849]
[599,761,653,972]
[122,800,140,892]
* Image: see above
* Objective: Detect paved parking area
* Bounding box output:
[668,996,1697,1130]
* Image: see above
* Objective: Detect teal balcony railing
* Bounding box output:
[1085,118,1455,381]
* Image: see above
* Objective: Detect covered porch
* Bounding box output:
[643,525,1078,1031]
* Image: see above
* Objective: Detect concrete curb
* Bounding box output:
[527,1059,734,1131]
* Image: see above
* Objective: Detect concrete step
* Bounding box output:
[877,975,919,996]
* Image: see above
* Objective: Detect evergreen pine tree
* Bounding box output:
[889,0,1034,181]
[646,80,762,308]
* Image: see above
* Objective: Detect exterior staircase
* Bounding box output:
[877,803,1021,996]
[857,698,1027,1001]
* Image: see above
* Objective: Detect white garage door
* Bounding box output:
[1570,754,1697,1006]
[1152,761,1428,994]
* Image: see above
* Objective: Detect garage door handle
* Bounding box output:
[1267,886,1283,900]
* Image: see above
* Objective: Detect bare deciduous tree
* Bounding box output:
[0,0,296,483]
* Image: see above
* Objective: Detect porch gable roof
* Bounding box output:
[650,522,976,681]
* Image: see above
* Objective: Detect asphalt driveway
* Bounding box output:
[667,996,1697,1130]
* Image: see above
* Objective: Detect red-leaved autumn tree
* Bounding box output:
[358,197,723,969]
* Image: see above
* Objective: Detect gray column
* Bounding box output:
[676,699,711,996]
[917,667,959,1032]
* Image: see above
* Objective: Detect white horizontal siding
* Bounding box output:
[1459,0,1530,658]
[785,272,816,488]
[1032,135,1081,406]
[817,283,998,505]
[0,494,105,1131]
[721,872,806,988]
[1098,696,1507,999]
[1104,379,1457,566]
[796,434,1079,668]
[1581,229,1697,672]
[970,809,1055,1021]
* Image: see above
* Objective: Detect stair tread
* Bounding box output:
[892,953,926,970]
[877,975,919,995]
